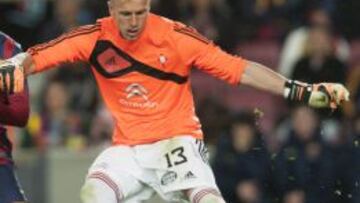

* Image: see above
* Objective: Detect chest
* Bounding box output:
[89,40,186,79]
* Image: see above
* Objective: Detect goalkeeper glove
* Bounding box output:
[284,80,350,110]
[0,59,24,95]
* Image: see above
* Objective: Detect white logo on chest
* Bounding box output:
[119,83,158,109]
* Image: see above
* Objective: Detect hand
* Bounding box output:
[284,80,350,110]
[309,83,350,109]
[0,60,24,95]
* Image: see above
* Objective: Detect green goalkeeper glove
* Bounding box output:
[284,80,350,110]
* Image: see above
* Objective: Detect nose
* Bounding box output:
[130,14,137,27]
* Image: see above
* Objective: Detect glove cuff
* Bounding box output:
[284,80,312,103]
[8,52,27,69]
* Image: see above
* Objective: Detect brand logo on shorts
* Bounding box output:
[161,171,177,186]
[184,171,196,180]
[119,83,158,109]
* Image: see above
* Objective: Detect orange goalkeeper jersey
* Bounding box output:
[28,13,249,145]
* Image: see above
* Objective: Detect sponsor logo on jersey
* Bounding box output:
[119,83,158,109]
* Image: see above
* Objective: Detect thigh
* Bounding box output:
[0,164,26,203]
[135,136,220,202]
[122,185,155,203]
[85,146,154,201]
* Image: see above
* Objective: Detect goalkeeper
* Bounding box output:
[0,31,29,203]
[0,0,349,202]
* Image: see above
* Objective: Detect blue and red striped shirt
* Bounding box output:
[0,31,29,165]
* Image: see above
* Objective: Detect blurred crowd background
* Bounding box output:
[0,0,360,203]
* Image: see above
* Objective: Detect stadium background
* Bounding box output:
[0,0,359,202]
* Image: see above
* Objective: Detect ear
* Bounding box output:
[107,0,113,16]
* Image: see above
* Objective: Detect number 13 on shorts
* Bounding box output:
[164,146,188,168]
[154,137,213,193]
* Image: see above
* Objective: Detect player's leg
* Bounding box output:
[185,139,225,203]
[80,146,149,203]
[183,158,226,203]
[0,163,26,203]
[185,187,225,203]
[81,170,150,203]
[80,173,122,203]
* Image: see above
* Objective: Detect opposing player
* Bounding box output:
[0,0,349,202]
[0,32,29,203]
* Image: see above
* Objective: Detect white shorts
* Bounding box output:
[85,136,219,202]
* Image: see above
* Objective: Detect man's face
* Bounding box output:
[108,0,150,41]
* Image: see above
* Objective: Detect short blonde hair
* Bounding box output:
[109,0,150,4]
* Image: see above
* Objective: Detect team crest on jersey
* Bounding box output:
[97,48,132,73]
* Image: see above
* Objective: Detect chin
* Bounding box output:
[127,35,139,40]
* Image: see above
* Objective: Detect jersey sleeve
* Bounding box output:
[172,23,249,85]
[27,23,101,73]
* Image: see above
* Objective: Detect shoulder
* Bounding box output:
[172,21,211,44]
[149,14,210,45]
[28,22,101,56]
[61,22,101,41]
[0,31,22,53]
[0,31,12,41]
[44,22,102,42]
[96,16,112,29]
[146,13,173,45]
[70,22,101,35]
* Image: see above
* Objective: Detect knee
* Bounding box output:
[195,193,225,203]
[188,188,226,203]
[80,175,122,203]
[80,179,98,203]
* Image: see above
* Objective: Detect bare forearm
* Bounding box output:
[240,61,287,95]
[22,53,36,75]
